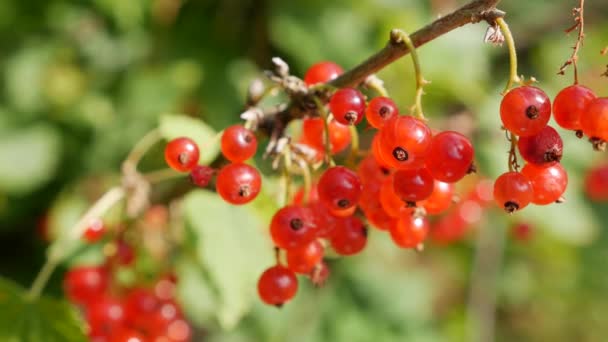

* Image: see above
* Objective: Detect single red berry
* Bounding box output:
[220,125,258,162]
[165,319,192,342]
[358,185,392,231]
[392,168,435,204]
[304,61,343,86]
[123,288,159,327]
[317,166,362,211]
[365,97,398,129]
[500,86,551,136]
[377,116,432,169]
[257,265,298,306]
[87,296,125,338]
[389,214,429,248]
[189,165,215,187]
[110,329,146,342]
[216,163,262,205]
[521,163,568,205]
[379,175,405,217]
[329,88,366,125]
[64,266,109,305]
[308,202,339,238]
[270,205,317,249]
[553,84,596,131]
[517,125,563,166]
[301,118,351,154]
[371,132,394,169]
[424,131,474,183]
[330,216,367,256]
[286,240,324,274]
[493,171,534,213]
[147,302,184,336]
[357,154,390,185]
[164,137,200,172]
[309,261,330,287]
[511,223,533,242]
[585,164,608,201]
[421,181,454,215]
[431,210,468,244]
[580,97,608,142]
[116,240,135,266]
[83,218,106,243]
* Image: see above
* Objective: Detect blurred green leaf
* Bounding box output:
[159,114,220,165]
[0,277,87,342]
[4,47,50,114]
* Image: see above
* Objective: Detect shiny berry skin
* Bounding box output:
[585,164,608,201]
[329,88,366,125]
[371,133,393,169]
[221,125,258,162]
[379,175,405,217]
[216,163,262,205]
[257,265,298,306]
[393,168,434,204]
[64,266,109,305]
[83,218,105,243]
[308,202,338,238]
[553,84,596,131]
[302,118,351,154]
[421,181,454,215]
[286,240,324,274]
[189,165,215,187]
[123,288,159,327]
[270,205,317,249]
[304,61,343,86]
[425,131,474,182]
[365,96,398,129]
[164,137,200,172]
[357,154,390,185]
[517,125,563,166]
[521,163,568,205]
[87,296,126,338]
[318,166,362,211]
[580,97,608,141]
[377,116,432,169]
[110,329,145,342]
[493,171,534,213]
[389,214,429,248]
[330,216,367,255]
[500,86,551,136]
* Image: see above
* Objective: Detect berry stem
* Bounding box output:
[301,161,312,204]
[143,168,184,183]
[27,258,59,300]
[391,29,427,120]
[365,75,389,97]
[282,146,294,206]
[557,0,585,84]
[347,125,360,167]
[496,18,521,94]
[506,131,520,172]
[123,129,162,171]
[313,97,336,166]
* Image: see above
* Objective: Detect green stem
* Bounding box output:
[395,30,427,120]
[313,97,336,166]
[301,162,312,204]
[124,129,162,169]
[27,259,59,300]
[143,168,184,183]
[282,147,293,206]
[347,125,360,167]
[496,18,520,94]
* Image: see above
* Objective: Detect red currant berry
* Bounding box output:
[365,96,398,129]
[421,181,454,215]
[257,265,298,306]
[110,329,145,342]
[493,171,533,213]
[317,166,362,211]
[389,214,429,248]
[371,133,393,169]
[379,175,405,217]
[286,239,324,274]
[424,131,474,182]
[270,205,317,249]
[115,240,135,266]
[308,202,338,238]
[123,288,159,328]
[517,125,563,165]
[165,319,192,342]
[164,137,200,172]
[220,125,258,162]
[581,97,608,142]
[500,86,551,136]
[521,163,568,205]
[330,216,367,255]
[392,168,434,204]
[83,218,105,243]
[304,61,343,86]
[302,118,351,154]
[189,165,215,187]
[585,164,608,201]
[553,84,596,131]
[377,116,432,169]
[329,88,366,125]
[216,163,262,205]
[357,154,390,185]
[511,222,533,242]
[87,296,125,338]
[64,266,109,305]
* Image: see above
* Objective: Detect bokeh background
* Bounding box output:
[1,0,608,341]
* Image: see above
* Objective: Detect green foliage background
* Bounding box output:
[0,0,608,341]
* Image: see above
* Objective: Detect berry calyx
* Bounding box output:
[257,265,298,307]
[317,166,362,211]
[164,137,200,172]
[365,96,398,129]
[329,88,366,125]
[493,171,534,213]
[553,84,596,131]
[286,239,324,274]
[189,165,215,187]
[424,131,475,183]
[216,163,262,205]
[392,167,435,204]
[517,125,563,165]
[389,214,429,248]
[220,125,258,162]
[521,163,568,205]
[580,97,608,143]
[309,261,330,287]
[270,205,317,249]
[330,216,368,256]
[304,61,343,86]
[500,86,551,136]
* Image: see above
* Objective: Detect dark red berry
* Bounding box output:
[216,163,262,205]
[257,265,298,306]
[189,165,215,187]
[164,137,200,172]
[500,86,551,136]
[365,96,398,129]
[553,84,596,131]
[220,125,258,162]
[521,163,568,205]
[116,240,135,265]
[83,218,105,243]
[317,166,362,212]
[330,216,367,256]
[286,240,324,274]
[425,131,475,182]
[493,171,533,213]
[304,61,343,86]
[329,88,366,125]
[517,125,563,165]
[270,205,317,249]
[392,168,435,204]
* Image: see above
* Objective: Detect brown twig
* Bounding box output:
[557,0,585,84]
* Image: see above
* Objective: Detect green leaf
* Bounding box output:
[0,278,87,342]
[0,124,61,195]
[179,190,273,330]
[159,114,220,165]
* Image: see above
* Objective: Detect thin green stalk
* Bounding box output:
[496,18,520,94]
